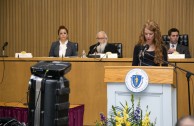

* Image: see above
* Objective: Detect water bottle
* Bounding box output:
[82,50,87,58]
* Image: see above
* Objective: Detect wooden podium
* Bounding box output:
[104,66,177,126]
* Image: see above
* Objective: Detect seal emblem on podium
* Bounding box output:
[125,68,149,92]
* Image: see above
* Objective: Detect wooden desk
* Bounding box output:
[0,57,193,125]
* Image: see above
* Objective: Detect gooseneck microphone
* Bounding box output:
[144,44,149,51]
[1,42,8,57]
[142,44,149,57]
[139,44,149,66]
[2,42,8,50]
[90,42,100,54]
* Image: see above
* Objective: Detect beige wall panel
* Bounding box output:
[0,0,194,58]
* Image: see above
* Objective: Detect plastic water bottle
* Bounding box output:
[82,50,87,58]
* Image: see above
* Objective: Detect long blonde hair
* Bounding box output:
[138,20,164,64]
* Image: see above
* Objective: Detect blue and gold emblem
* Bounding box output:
[131,74,143,88]
[125,68,149,92]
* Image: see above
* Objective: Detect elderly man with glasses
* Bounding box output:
[88,31,118,55]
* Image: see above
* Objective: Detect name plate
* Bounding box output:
[99,53,118,58]
[168,54,185,59]
[15,53,33,58]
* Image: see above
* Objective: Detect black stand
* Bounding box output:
[186,72,192,115]
[144,52,194,115]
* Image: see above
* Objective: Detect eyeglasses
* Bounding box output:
[96,38,107,40]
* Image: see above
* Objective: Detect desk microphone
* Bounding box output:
[2,42,8,50]
[1,42,8,57]
[91,42,100,54]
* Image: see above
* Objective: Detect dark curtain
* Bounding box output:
[0,105,84,126]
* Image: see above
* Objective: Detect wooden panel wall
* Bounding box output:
[0,0,194,58]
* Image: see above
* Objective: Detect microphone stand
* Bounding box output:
[145,51,194,115]
[138,50,143,66]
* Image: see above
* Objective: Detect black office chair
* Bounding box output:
[162,34,189,46]
[112,43,123,58]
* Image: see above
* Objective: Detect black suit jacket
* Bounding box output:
[49,41,77,57]
[166,43,191,58]
[88,43,118,55]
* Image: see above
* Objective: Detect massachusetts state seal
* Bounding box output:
[125,68,149,92]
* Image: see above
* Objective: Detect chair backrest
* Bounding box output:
[73,42,78,51]
[113,43,123,58]
[162,34,189,46]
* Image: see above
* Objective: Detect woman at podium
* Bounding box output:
[49,25,77,57]
[132,20,168,66]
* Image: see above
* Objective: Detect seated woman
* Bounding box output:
[49,25,77,57]
[132,20,168,66]
[88,31,118,56]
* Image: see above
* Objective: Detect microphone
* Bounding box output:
[142,44,149,57]
[1,42,8,57]
[138,44,149,66]
[91,42,100,54]
[139,44,149,58]
[2,42,8,50]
